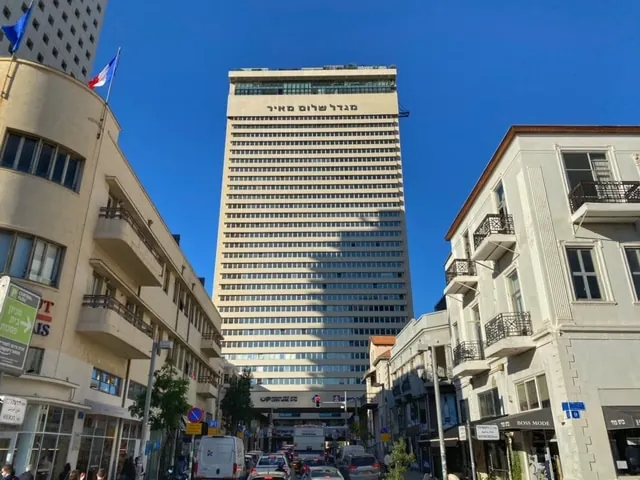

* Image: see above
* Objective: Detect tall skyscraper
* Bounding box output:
[214,65,413,427]
[1,0,107,80]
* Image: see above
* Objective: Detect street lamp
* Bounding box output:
[417,343,447,480]
[139,340,174,474]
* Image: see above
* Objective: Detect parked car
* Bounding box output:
[249,455,292,480]
[300,457,329,478]
[307,467,344,480]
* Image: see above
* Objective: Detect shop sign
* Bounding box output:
[475,424,499,441]
[458,425,467,441]
[0,395,28,425]
[0,277,41,373]
[259,396,298,403]
[33,299,55,337]
[267,104,358,113]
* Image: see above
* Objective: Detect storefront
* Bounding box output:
[0,402,85,480]
[602,405,640,476]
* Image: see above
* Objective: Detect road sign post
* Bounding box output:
[0,276,41,376]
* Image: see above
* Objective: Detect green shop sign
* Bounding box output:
[0,276,41,374]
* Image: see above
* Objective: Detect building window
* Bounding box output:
[61,11,67,21]
[73,55,79,65]
[625,248,640,300]
[36,53,44,63]
[90,368,122,396]
[38,1,45,11]
[93,19,98,28]
[78,37,83,47]
[57,29,63,39]
[61,60,67,71]
[478,387,501,418]
[507,270,524,312]
[97,4,102,13]
[65,42,71,52]
[42,33,49,44]
[0,131,84,192]
[117,421,142,473]
[0,230,64,286]
[562,151,612,190]
[2,7,10,19]
[70,25,76,35]
[52,47,58,58]
[516,374,550,411]
[81,67,87,76]
[26,38,33,50]
[53,0,59,6]
[48,14,54,25]
[127,381,146,401]
[32,18,39,30]
[566,247,602,300]
[25,347,44,374]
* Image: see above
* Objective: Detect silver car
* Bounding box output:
[338,455,381,480]
[250,455,292,480]
[307,467,344,480]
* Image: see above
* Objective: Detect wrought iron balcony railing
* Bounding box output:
[99,207,163,264]
[568,181,640,213]
[473,214,515,249]
[453,341,485,367]
[82,295,154,337]
[445,259,477,284]
[484,312,532,347]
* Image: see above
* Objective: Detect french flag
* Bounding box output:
[88,51,119,90]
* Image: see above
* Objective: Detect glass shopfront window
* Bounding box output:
[76,415,117,479]
[609,429,640,476]
[116,421,141,475]
[0,404,74,480]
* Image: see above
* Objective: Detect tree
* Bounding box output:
[220,368,254,432]
[129,362,190,470]
[349,408,371,445]
[388,438,415,480]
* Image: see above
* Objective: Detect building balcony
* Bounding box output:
[197,376,218,398]
[484,312,534,358]
[360,393,379,410]
[77,295,154,359]
[444,259,478,295]
[201,333,222,357]
[94,207,163,287]
[472,214,516,262]
[568,181,640,224]
[452,341,490,378]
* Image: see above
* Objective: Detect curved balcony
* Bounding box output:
[568,181,640,224]
[201,332,223,357]
[484,312,534,358]
[94,207,163,286]
[452,341,489,378]
[472,214,516,262]
[444,259,478,295]
[197,376,218,398]
[77,295,153,359]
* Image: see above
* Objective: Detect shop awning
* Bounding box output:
[602,406,640,430]
[481,408,554,430]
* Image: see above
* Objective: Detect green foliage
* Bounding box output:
[128,362,190,432]
[388,438,415,480]
[511,450,523,480]
[220,368,254,431]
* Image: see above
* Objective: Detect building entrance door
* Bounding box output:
[0,432,18,465]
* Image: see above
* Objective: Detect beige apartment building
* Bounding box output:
[214,65,413,438]
[0,59,223,479]
[444,126,640,480]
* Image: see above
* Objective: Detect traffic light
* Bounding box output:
[314,395,321,408]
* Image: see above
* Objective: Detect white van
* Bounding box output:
[197,436,245,480]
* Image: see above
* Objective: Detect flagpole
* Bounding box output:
[105,47,121,105]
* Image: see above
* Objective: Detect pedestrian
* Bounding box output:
[58,464,71,480]
[96,469,106,480]
[18,465,33,480]
[134,457,143,480]
[120,456,135,480]
[1,464,18,480]
[68,470,86,480]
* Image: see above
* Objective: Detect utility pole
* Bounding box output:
[430,347,448,480]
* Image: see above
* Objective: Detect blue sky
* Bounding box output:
[95,0,640,315]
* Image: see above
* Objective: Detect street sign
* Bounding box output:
[562,401,585,420]
[381,433,391,443]
[186,423,203,435]
[208,419,219,428]
[0,277,41,374]
[0,395,27,425]
[187,407,204,423]
[475,424,500,441]
[458,425,467,441]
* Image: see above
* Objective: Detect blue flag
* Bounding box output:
[1,1,34,54]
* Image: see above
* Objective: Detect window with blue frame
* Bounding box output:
[90,367,122,396]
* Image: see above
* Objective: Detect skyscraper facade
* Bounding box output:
[1,0,107,80]
[214,65,413,428]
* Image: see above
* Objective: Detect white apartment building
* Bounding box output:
[1,0,107,80]
[0,58,223,479]
[214,65,413,439]
[364,312,454,472]
[444,125,640,480]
